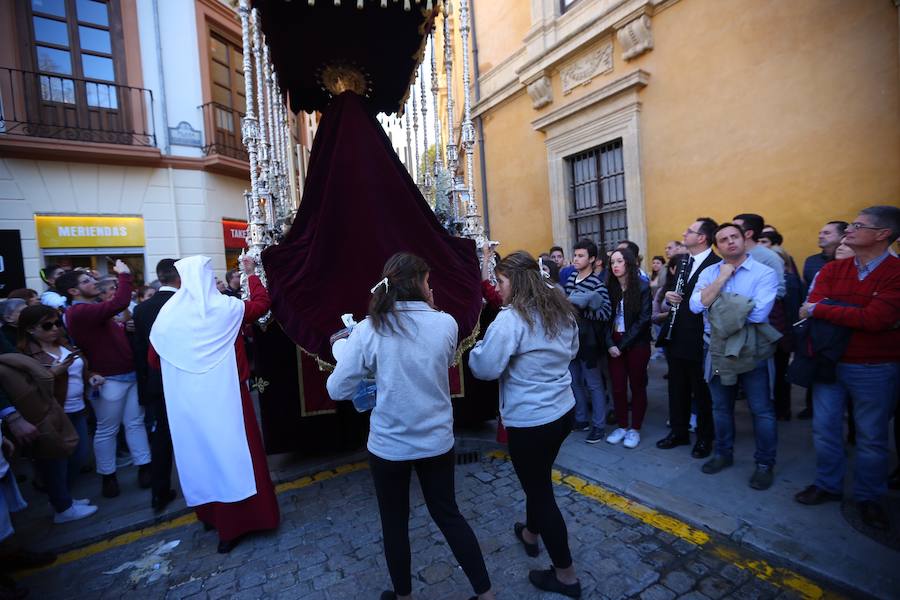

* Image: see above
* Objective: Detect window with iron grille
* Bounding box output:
[560,0,583,14]
[567,139,627,254]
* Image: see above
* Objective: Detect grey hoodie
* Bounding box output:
[469,307,578,428]
[326,301,457,461]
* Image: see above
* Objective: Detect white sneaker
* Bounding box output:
[605,428,627,445]
[53,503,98,524]
[623,429,641,449]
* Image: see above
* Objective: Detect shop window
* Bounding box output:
[567,139,627,253]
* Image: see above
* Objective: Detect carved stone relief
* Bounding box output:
[560,43,613,95]
[617,15,653,61]
[527,75,553,109]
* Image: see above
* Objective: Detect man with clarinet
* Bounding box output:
[656,218,721,458]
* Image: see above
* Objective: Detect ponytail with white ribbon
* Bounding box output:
[370,277,390,295]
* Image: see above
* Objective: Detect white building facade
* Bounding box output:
[0,0,313,291]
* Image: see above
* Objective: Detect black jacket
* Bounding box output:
[132,289,176,405]
[605,279,652,351]
[657,250,721,361]
[787,299,855,387]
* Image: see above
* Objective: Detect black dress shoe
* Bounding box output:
[101,474,120,498]
[528,567,582,598]
[217,537,241,553]
[794,485,842,505]
[691,439,712,459]
[137,464,152,489]
[858,501,890,531]
[151,489,177,513]
[514,522,540,557]
[379,592,397,600]
[797,408,812,420]
[656,433,690,449]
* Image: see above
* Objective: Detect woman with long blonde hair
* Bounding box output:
[469,251,583,598]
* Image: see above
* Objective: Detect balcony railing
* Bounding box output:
[199,101,248,162]
[0,67,156,147]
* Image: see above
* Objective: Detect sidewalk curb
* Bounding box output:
[556,459,891,600]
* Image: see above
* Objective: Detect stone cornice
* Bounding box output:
[471,0,675,117]
[532,69,649,131]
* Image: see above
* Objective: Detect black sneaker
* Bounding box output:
[585,427,605,444]
[701,455,733,474]
[572,420,590,432]
[528,567,582,598]
[749,465,774,490]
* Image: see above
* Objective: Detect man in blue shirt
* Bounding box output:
[689,223,780,490]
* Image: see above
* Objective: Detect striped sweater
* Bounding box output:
[564,271,611,322]
[808,255,900,364]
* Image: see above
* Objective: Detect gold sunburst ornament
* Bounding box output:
[319,63,371,97]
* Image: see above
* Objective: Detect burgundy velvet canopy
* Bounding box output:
[261,92,482,360]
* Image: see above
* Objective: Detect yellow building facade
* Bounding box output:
[438,0,900,266]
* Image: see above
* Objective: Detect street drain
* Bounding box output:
[456,450,481,465]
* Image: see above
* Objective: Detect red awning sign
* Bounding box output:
[223,219,249,249]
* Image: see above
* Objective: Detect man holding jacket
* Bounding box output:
[690,223,780,490]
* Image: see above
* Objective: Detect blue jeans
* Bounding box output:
[569,359,607,428]
[708,361,777,467]
[67,410,90,487]
[812,362,900,501]
[34,458,72,514]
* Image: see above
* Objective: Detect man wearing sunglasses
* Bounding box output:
[794,206,900,532]
[55,260,151,499]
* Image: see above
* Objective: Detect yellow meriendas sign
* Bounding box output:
[35,215,145,248]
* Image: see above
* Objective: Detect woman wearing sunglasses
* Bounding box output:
[17,305,101,523]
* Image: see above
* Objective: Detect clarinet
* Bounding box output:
[665,254,691,341]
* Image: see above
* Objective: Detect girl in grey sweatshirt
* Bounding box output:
[326,253,494,600]
[468,251,584,599]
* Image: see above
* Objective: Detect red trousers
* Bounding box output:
[608,334,651,430]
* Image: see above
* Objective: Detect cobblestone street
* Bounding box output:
[18,452,842,600]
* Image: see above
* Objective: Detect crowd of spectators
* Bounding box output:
[488,205,900,530]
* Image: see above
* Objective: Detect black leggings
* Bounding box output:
[369,449,491,596]
[506,408,575,569]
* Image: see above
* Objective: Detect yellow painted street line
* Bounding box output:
[17,462,369,579]
[16,512,198,578]
[487,449,843,600]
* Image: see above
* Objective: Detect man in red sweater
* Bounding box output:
[57,260,151,498]
[794,206,900,531]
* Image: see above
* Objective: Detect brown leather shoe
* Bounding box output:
[794,485,842,505]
